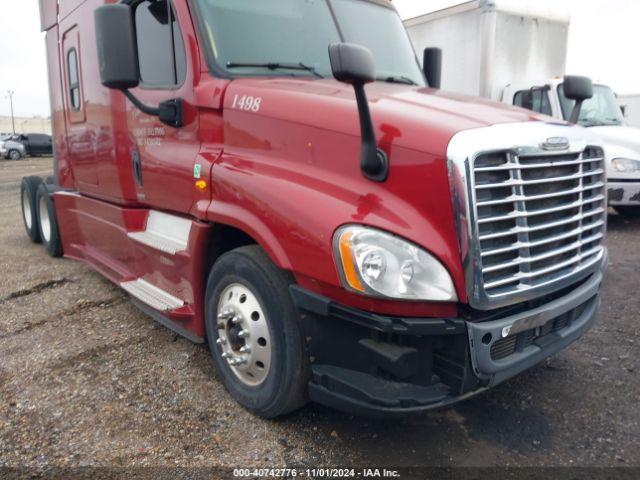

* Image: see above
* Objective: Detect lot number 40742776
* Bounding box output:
[232,95,262,112]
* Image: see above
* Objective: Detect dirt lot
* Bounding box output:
[1,157,639,475]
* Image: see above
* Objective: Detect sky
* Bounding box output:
[0,0,638,118]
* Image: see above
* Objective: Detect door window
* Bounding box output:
[134,0,187,87]
[513,88,552,116]
[67,48,81,110]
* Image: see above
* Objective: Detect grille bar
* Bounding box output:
[478,194,605,224]
[481,219,606,257]
[482,233,604,274]
[477,182,604,207]
[475,156,604,172]
[483,245,603,290]
[475,168,604,189]
[478,208,605,241]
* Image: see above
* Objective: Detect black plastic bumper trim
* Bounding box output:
[289,285,466,336]
[308,374,488,418]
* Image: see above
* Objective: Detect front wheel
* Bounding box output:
[614,206,640,218]
[8,149,22,161]
[205,245,310,418]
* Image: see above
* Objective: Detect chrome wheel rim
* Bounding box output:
[39,195,51,242]
[10,151,20,160]
[22,190,32,230]
[216,283,272,386]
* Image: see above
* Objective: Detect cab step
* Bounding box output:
[120,278,185,312]
[127,210,191,255]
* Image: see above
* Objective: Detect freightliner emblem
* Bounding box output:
[541,137,570,151]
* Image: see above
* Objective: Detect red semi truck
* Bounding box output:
[24,0,608,417]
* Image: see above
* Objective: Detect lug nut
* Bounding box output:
[216,338,227,346]
[238,330,250,339]
[221,352,231,359]
[239,346,251,354]
[232,316,243,325]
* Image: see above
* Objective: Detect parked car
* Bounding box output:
[0,135,27,160]
[8,133,53,156]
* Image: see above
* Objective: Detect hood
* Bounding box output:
[589,125,640,158]
[224,78,551,154]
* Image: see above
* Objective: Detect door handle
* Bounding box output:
[132,150,143,187]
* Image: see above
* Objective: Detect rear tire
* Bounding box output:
[36,183,63,257]
[20,176,42,243]
[614,206,640,218]
[205,245,310,418]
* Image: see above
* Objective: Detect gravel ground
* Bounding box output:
[0,157,639,476]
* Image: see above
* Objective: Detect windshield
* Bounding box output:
[558,84,624,127]
[193,0,425,86]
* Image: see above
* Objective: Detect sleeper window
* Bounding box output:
[67,49,81,111]
[135,0,187,87]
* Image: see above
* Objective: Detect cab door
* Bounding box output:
[61,26,99,189]
[125,0,200,214]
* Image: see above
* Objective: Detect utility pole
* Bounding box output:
[6,90,16,134]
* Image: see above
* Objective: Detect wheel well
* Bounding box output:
[205,224,258,273]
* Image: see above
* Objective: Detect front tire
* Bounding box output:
[20,176,42,243]
[614,206,640,218]
[9,149,22,161]
[205,245,310,418]
[36,183,63,257]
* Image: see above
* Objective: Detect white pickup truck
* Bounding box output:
[405,0,640,216]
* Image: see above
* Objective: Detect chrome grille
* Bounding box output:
[471,146,606,299]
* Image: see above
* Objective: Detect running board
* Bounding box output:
[128,211,191,255]
[120,279,185,312]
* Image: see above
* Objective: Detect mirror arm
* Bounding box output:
[122,89,160,116]
[569,100,584,124]
[353,84,388,182]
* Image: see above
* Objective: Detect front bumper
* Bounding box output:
[608,180,640,206]
[292,252,607,417]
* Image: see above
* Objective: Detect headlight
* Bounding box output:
[612,158,640,172]
[334,226,458,302]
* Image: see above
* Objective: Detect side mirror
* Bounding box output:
[423,47,442,89]
[328,43,388,182]
[94,4,184,128]
[563,75,593,124]
[94,4,139,90]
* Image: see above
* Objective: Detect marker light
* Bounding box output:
[334,226,458,302]
[195,180,208,192]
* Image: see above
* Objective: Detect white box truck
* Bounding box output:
[405,0,640,215]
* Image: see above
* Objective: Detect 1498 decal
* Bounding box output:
[232,94,262,112]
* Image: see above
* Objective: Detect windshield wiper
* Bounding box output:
[376,75,418,86]
[226,62,324,78]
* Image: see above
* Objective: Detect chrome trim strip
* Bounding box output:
[447,121,606,310]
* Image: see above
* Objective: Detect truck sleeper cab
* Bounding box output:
[24,0,607,417]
